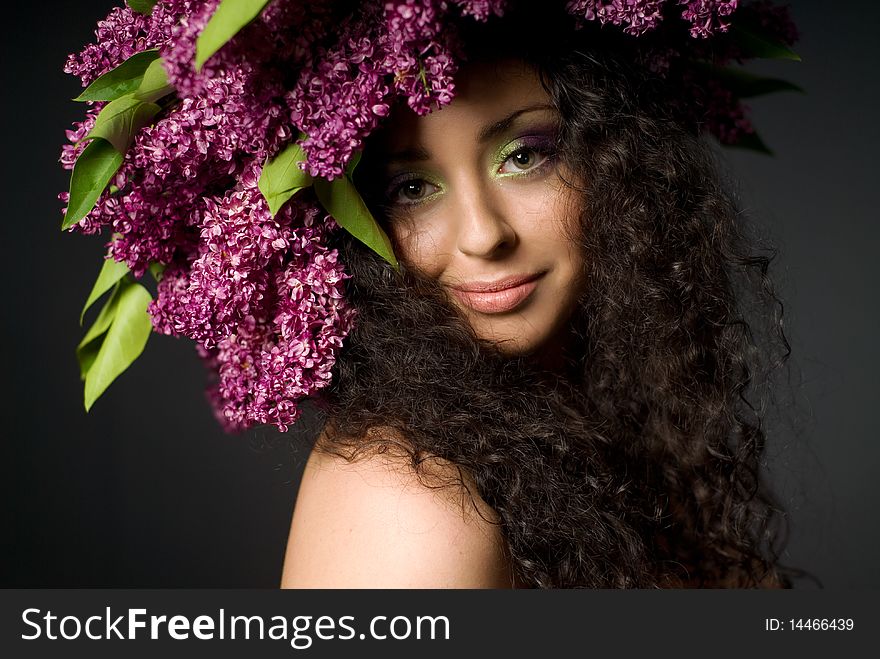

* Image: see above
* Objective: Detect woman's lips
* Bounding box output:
[448,272,544,314]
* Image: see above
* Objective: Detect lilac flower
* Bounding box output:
[453,0,506,21]
[678,0,738,39]
[565,0,741,38]
[63,5,151,85]
[287,1,468,178]
[159,0,223,99]
[66,59,290,275]
[287,29,392,179]
[60,104,105,171]
[381,1,458,116]
[566,0,666,36]
[389,48,458,116]
[150,171,293,347]
[63,0,188,85]
[60,1,358,432]
[150,166,354,432]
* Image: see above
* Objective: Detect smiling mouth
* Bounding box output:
[448,272,545,314]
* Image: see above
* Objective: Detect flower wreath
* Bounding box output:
[60,0,800,432]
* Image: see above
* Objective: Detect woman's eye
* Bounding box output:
[393,179,438,204]
[498,147,549,175]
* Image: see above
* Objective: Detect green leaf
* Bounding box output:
[77,340,102,384]
[345,150,362,177]
[727,71,806,98]
[127,0,158,14]
[258,141,313,217]
[85,94,161,154]
[693,62,804,98]
[133,57,173,104]
[727,131,774,156]
[721,71,803,98]
[148,262,166,282]
[195,0,272,70]
[73,49,160,102]
[62,138,124,230]
[314,176,399,269]
[77,281,123,380]
[80,257,130,325]
[728,23,801,62]
[79,283,122,349]
[83,280,153,412]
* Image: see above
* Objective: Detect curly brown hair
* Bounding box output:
[311,4,794,588]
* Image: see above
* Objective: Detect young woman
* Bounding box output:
[61,1,799,588]
[281,9,794,588]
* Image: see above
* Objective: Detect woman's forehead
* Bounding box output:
[454,58,545,100]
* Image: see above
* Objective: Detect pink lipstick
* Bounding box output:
[449,272,544,314]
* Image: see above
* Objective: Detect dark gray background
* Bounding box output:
[2,1,877,587]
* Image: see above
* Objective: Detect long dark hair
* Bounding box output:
[313,4,794,588]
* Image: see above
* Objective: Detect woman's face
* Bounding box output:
[365,59,586,360]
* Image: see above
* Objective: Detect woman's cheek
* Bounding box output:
[391,219,450,277]
[508,167,564,208]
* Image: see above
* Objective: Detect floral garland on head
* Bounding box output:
[60,0,800,433]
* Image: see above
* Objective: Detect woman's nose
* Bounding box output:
[453,183,517,258]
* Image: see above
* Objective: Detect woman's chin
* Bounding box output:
[471,325,548,358]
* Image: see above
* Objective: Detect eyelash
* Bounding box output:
[496,143,554,177]
[385,142,556,208]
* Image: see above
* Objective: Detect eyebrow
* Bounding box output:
[384,103,555,164]
[477,103,555,143]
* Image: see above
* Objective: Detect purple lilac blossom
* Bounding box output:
[62,0,354,431]
[60,104,105,171]
[677,0,738,38]
[150,166,354,433]
[287,27,393,179]
[63,5,151,84]
[161,0,312,101]
[379,1,460,117]
[453,0,506,21]
[63,0,190,84]
[286,0,476,179]
[565,0,666,36]
[159,0,224,99]
[565,0,740,37]
[69,63,291,275]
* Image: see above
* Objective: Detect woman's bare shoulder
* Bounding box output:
[280,429,513,589]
